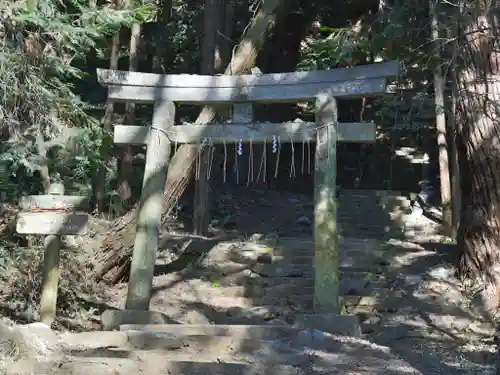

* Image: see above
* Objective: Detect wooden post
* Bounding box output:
[232,103,253,124]
[229,102,253,185]
[17,189,89,326]
[39,183,64,326]
[193,153,211,235]
[231,68,264,187]
[313,91,339,314]
[193,0,223,236]
[126,100,174,310]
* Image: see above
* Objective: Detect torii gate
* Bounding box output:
[96,61,399,320]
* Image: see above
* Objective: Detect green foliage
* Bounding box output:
[298,1,442,133]
[0,0,153,324]
[0,0,153,199]
[298,27,360,70]
[146,0,205,74]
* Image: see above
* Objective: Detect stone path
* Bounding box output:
[4,189,493,374]
[6,319,424,375]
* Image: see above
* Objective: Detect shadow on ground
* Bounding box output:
[357,239,495,375]
[45,132,494,373]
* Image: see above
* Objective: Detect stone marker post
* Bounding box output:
[17,183,89,326]
[40,183,64,325]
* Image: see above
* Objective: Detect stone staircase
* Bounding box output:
[102,235,361,333]
[37,189,429,374]
[338,189,413,239]
[27,321,423,374]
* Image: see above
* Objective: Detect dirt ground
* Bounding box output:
[79,186,497,373]
[0,185,497,374]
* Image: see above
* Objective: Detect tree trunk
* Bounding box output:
[428,0,453,234]
[193,0,224,235]
[117,22,142,203]
[221,0,235,70]
[450,58,461,238]
[152,0,173,73]
[95,0,286,283]
[456,1,500,315]
[94,32,120,212]
[448,8,461,238]
[256,0,319,190]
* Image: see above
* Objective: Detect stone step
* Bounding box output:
[336,208,408,215]
[338,222,404,231]
[340,278,384,296]
[119,324,300,339]
[223,270,385,286]
[189,261,315,279]
[270,252,389,270]
[340,256,390,270]
[209,284,315,298]
[70,349,309,366]
[337,191,411,226]
[340,204,407,212]
[38,358,303,375]
[174,268,256,287]
[120,315,361,337]
[338,230,405,240]
[338,226,406,235]
[191,260,253,274]
[250,263,313,278]
[269,254,313,265]
[338,198,410,207]
[217,278,382,298]
[166,288,308,307]
[338,200,410,209]
[245,276,315,289]
[50,332,425,374]
[99,307,361,333]
[274,237,391,263]
[271,247,312,257]
[275,237,380,253]
[337,208,410,219]
[338,189,410,201]
[337,220,405,229]
[178,269,316,288]
[62,333,310,366]
[337,204,411,215]
[338,229,405,240]
[162,294,314,310]
[197,241,275,265]
[219,305,300,324]
[340,290,404,314]
[235,237,393,276]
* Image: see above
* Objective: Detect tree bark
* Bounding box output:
[256,0,318,190]
[152,0,173,73]
[456,1,500,315]
[95,32,120,212]
[448,8,461,238]
[428,0,453,234]
[95,0,286,282]
[193,0,224,235]
[221,0,235,70]
[117,22,142,203]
